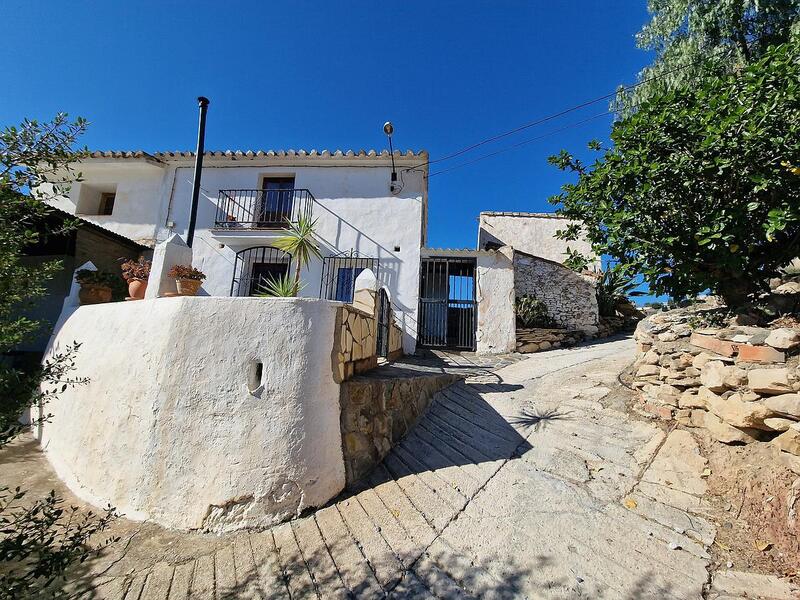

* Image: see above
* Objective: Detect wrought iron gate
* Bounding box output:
[376,288,390,357]
[417,258,476,350]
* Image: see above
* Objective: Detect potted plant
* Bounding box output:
[120,257,151,300]
[168,264,206,296]
[75,270,118,305]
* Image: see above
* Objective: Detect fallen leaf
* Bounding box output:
[754,540,773,552]
[391,509,400,518]
[623,498,638,509]
[714,540,731,551]
[701,468,712,478]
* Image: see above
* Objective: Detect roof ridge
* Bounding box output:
[88,149,428,160]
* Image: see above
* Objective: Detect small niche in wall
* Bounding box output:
[248,360,264,393]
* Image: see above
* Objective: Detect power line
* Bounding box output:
[427,109,614,177]
[404,60,703,173]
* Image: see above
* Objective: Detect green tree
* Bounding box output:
[619,0,800,110]
[0,115,117,597]
[550,38,800,308]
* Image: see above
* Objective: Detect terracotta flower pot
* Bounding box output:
[78,284,112,305]
[128,279,148,300]
[176,278,202,296]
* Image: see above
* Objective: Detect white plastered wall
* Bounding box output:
[477,213,596,267]
[47,161,170,246]
[475,248,516,354]
[39,296,345,532]
[162,163,425,353]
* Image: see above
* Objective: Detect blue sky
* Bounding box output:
[2,1,653,261]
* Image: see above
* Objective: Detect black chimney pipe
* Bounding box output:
[186,96,210,248]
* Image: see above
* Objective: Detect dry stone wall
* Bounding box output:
[631,305,800,464]
[339,372,460,485]
[513,253,599,335]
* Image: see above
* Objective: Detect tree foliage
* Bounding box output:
[550,37,800,307]
[0,115,117,597]
[618,0,800,110]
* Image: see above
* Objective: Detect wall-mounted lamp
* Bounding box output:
[384,121,399,194]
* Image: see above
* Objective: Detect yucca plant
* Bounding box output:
[596,266,644,317]
[255,273,303,298]
[273,216,322,290]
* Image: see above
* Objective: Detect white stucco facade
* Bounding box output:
[475,247,516,353]
[49,151,427,353]
[39,296,345,532]
[477,212,596,267]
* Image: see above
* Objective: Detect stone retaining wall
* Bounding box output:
[339,372,460,485]
[513,252,599,335]
[516,327,585,353]
[631,306,800,460]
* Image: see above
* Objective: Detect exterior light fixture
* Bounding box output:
[383,121,399,193]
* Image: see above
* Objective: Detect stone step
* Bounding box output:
[248,531,292,599]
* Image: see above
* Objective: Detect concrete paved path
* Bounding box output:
[16,338,751,598]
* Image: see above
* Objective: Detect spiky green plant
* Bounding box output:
[255,273,303,298]
[272,216,322,289]
[596,266,644,317]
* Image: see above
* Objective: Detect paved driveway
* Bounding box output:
[10,338,731,599]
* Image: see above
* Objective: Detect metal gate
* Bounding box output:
[417,258,476,350]
[376,288,390,357]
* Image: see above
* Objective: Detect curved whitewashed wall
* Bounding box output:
[39,297,345,532]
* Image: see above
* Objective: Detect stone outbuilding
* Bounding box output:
[416,212,599,355]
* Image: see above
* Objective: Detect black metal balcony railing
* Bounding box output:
[215,189,314,229]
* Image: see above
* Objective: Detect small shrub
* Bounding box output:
[167,264,206,281]
[255,273,302,297]
[119,257,151,282]
[515,295,556,328]
[74,269,118,287]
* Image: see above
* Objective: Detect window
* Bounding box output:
[249,262,290,296]
[259,177,295,226]
[98,193,115,215]
[334,267,364,302]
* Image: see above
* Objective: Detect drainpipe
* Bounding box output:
[186,96,209,247]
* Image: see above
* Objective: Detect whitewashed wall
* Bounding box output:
[477,212,596,267]
[39,297,345,532]
[49,156,426,353]
[48,160,170,246]
[475,248,516,354]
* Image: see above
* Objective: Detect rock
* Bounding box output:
[763,417,796,432]
[774,281,800,294]
[764,328,800,350]
[637,364,660,377]
[692,352,720,369]
[762,393,800,419]
[679,389,706,409]
[739,390,761,402]
[703,411,761,444]
[699,387,773,430]
[772,424,800,456]
[748,368,792,395]
[642,349,660,365]
[700,361,730,393]
[539,340,551,351]
[658,332,679,342]
[730,334,751,344]
[675,408,693,426]
[690,333,736,357]
[737,344,786,363]
[747,329,771,345]
[723,367,747,389]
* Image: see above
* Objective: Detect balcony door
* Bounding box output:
[259,177,295,227]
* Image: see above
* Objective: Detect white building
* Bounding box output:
[49,149,427,353]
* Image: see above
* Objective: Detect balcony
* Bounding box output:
[214,188,314,230]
